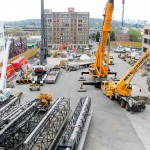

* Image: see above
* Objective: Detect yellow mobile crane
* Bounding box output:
[101,49,150,112]
[79,0,116,87]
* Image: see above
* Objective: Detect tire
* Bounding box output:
[120,100,125,108]
[110,95,114,100]
[125,103,130,111]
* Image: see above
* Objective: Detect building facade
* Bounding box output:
[142,25,150,68]
[7,37,27,58]
[22,26,41,36]
[0,21,5,63]
[44,8,89,49]
[142,25,150,52]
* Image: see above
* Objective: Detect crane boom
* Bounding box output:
[116,49,150,95]
[89,0,114,78]
[79,0,116,88]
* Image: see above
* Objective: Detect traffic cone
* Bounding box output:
[78,75,86,81]
[78,82,86,92]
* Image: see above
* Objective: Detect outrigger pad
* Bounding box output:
[78,83,86,92]
[78,76,86,81]
[111,76,119,81]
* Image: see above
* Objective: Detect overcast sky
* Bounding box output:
[0,0,149,22]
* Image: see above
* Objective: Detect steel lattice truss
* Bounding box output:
[15,98,70,150]
[0,97,20,119]
[55,97,91,150]
[0,100,40,149]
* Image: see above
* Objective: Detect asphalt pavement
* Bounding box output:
[11,54,150,150]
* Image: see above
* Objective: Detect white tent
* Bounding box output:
[80,54,91,60]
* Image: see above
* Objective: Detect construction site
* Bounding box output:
[0,0,150,150]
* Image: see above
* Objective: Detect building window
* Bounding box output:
[143,47,147,52]
[78,28,82,31]
[78,19,82,23]
[144,29,148,35]
[144,38,148,44]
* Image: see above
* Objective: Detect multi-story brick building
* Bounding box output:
[44,8,89,49]
[0,21,5,63]
[7,36,27,58]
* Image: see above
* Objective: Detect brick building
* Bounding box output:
[44,8,89,49]
[6,37,27,58]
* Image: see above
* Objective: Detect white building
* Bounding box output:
[0,21,5,63]
[142,25,150,68]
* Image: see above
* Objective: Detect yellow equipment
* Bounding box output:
[79,0,116,87]
[59,59,67,68]
[101,49,150,112]
[38,93,52,107]
[89,0,114,78]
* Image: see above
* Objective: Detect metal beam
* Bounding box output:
[0,97,20,119]
[11,98,71,150]
[55,97,91,150]
[0,100,39,149]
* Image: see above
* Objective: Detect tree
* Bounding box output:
[5,27,24,36]
[96,32,100,42]
[110,31,115,41]
[128,28,142,42]
[113,28,122,34]
[92,33,96,41]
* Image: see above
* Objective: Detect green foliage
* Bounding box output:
[128,28,142,42]
[96,32,100,42]
[110,31,115,41]
[92,33,96,40]
[5,27,24,36]
[113,28,122,34]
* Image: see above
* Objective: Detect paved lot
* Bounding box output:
[11,54,150,150]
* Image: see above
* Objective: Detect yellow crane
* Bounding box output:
[101,49,150,112]
[79,0,116,88]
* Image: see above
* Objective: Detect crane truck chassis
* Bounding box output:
[101,48,150,112]
[112,93,145,112]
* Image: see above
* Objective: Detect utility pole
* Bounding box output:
[122,0,125,30]
[40,0,47,65]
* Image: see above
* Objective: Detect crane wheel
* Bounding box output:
[109,96,114,100]
[125,103,130,111]
[120,100,125,108]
